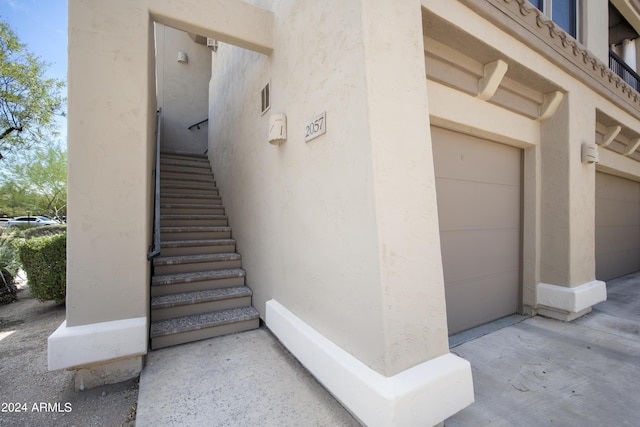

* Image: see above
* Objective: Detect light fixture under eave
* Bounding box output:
[581,143,599,164]
[177,51,188,63]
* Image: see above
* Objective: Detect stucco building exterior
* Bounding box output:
[49,0,640,425]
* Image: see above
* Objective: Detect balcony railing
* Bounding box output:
[609,49,640,93]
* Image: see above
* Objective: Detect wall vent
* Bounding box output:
[261,82,270,115]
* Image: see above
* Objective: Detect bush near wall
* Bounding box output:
[22,224,67,240]
[0,235,19,304]
[17,233,66,304]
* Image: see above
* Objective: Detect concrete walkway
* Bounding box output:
[137,273,640,426]
[447,273,640,426]
[136,326,361,426]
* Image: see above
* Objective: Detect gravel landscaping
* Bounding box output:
[0,278,138,427]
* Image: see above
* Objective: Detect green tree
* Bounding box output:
[0,19,65,159]
[0,180,37,217]
[0,145,67,218]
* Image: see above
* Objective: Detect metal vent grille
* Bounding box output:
[261,82,270,114]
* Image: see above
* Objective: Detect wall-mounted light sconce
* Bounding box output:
[177,51,188,63]
[581,143,599,164]
[268,114,287,145]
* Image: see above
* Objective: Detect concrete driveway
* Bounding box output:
[136,272,639,426]
[446,273,640,426]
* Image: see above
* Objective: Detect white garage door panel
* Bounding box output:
[432,127,521,336]
[595,172,640,281]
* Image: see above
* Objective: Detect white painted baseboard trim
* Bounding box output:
[48,317,147,371]
[537,280,607,314]
[266,299,474,427]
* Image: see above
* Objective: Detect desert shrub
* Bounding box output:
[0,234,19,304]
[8,224,34,233]
[16,233,66,304]
[23,224,67,240]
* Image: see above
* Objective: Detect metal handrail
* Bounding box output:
[609,49,640,92]
[187,118,208,130]
[147,108,162,260]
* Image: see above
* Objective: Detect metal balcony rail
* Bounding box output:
[609,49,640,93]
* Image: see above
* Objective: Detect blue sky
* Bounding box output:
[1,0,68,143]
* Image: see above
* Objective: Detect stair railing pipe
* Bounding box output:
[187,118,208,130]
[148,108,162,260]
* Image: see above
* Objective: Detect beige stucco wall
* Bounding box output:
[208,0,449,377]
[156,24,211,154]
[67,0,154,326]
[540,92,597,287]
[64,0,640,380]
[66,0,273,329]
[423,0,640,311]
[581,0,609,64]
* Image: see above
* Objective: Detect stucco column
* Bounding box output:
[266,1,473,425]
[51,0,274,387]
[538,93,606,320]
[65,0,153,328]
[360,0,450,377]
[623,39,637,72]
[48,0,154,386]
[581,0,609,65]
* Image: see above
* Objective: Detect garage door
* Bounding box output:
[432,127,521,335]
[595,172,640,281]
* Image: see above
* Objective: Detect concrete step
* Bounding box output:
[150,306,260,349]
[160,203,225,215]
[160,226,231,241]
[160,182,219,195]
[160,171,216,183]
[154,253,242,275]
[160,214,228,227]
[160,193,222,205]
[160,238,236,256]
[151,268,246,296]
[160,179,218,189]
[150,286,252,321]
[160,158,211,170]
[151,152,260,350]
[160,150,208,160]
[161,164,212,176]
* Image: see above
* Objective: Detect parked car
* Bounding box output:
[0,218,10,227]
[7,216,60,227]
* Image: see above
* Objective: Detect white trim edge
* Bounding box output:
[265,299,474,427]
[48,317,147,371]
[537,280,607,313]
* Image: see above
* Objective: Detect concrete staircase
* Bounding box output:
[150,151,259,349]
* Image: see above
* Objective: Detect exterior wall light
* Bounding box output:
[177,51,188,63]
[581,143,599,164]
[268,114,287,145]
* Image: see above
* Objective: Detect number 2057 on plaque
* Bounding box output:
[305,111,326,142]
